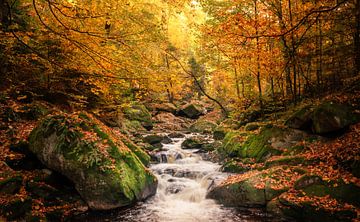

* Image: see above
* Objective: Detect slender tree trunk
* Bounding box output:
[355,0,360,74]
[255,0,263,109]
[234,62,241,100]
[0,0,10,31]
[288,0,297,103]
[164,54,174,103]
[270,77,275,100]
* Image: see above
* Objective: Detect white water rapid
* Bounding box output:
[75,134,269,222]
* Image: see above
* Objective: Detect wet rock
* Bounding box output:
[161,135,172,144]
[181,137,206,149]
[177,103,205,119]
[29,113,157,210]
[143,134,164,144]
[166,184,186,194]
[143,134,172,145]
[168,132,185,138]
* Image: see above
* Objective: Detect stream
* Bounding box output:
[75,134,271,222]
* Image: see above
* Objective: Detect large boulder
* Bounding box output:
[28,113,157,210]
[189,120,217,133]
[149,103,177,114]
[285,105,314,130]
[220,127,283,161]
[123,103,153,130]
[152,112,191,131]
[286,102,358,134]
[177,103,205,119]
[181,137,207,149]
[207,167,291,207]
[311,102,357,134]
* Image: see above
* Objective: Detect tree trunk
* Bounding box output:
[255,0,263,109]
[234,63,241,100]
[0,0,10,31]
[355,0,360,74]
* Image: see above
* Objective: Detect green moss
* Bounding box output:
[241,127,283,162]
[264,156,305,168]
[29,112,157,209]
[221,160,249,173]
[302,182,360,207]
[121,138,150,166]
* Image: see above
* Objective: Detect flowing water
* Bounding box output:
[76,134,272,222]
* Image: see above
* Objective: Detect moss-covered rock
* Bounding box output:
[207,171,267,207]
[285,105,314,130]
[189,120,217,133]
[220,127,283,162]
[294,175,360,207]
[181,137,206,149]
[28,113,157,210]
[311,102,357,134]
[123,103,153,130]
[178,103,205,119]
[264,156,306,168]
[221,159,251,173]
[286,102,358,134]
[267,193,357,222]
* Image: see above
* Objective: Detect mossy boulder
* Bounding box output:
[178,103,205,119]
[264,156,306,168]
[208,167,294,207]
[286,102,358,134]
[267,193,357,222]
[207,171,268,207]
[220,127,283,161]
[168,132,185,138]
[189,120,217,133]
[311,102,357,134]
[28,113,157,210]
[221,159,250,173]
[123,104,153,130]
[295,175,360,207]
[285,105,314,130]
[181,137,206,149]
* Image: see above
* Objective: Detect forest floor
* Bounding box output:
[0,85,360,221]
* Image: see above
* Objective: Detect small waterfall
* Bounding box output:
[74,134,269,222]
